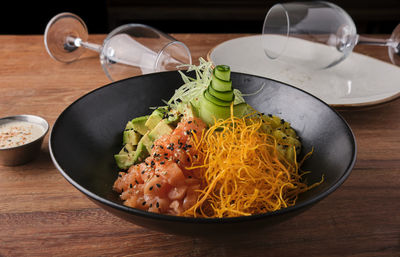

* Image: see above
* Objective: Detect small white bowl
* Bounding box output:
[0,115,49,166]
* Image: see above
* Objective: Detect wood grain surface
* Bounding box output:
[0,34,399,257]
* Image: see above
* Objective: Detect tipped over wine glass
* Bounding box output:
[261,1,400,70]
[44,12,192,81]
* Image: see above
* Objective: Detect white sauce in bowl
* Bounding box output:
[0,121,45,149]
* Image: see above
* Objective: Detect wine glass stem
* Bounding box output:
[357,35,398,48]
[66,36,102,53]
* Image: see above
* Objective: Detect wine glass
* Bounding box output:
[261,1,400,70]
[44,12,192,81]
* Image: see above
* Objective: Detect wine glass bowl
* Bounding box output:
[262,1,357,70]
[44,12,192,81]
[262,1,400,70]
[99,24,192,81]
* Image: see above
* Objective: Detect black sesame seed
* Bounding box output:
[160,161,165,165]
[141,170,145,174]
[150,204,153,207]
[159,145,164,149]
[156,202,160,208]
[135,179,139,184]
[149,186,153,191]
[188,120,192,124]
[118,174,122,177]
[268,114,272,117]
[129,184,133,188]
[142,201,146,206]
[156,183,161,188]
[167,144,174,151]
[123,147,129,153]
[188,176,192,178]
[280,119,285,124]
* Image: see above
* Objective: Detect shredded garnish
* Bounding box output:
[183,106,323,218]
[168,58,246,114]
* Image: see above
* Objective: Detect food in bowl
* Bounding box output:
[0,114,49,166]
[112,59,323,218]
[0,120,45,149]
[49,64,356,235]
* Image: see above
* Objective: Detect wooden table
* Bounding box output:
[0,34,399,257]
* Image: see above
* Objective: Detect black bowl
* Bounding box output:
[49,71,356,236]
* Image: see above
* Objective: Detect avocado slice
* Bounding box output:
[145,107,167,130]
[119,142,136,154]
[132,140,149,163]
[139,132,154,154]
[164,109,181,126]
[125,120,134,130]
[115,143,136,169]
[148,120,173,141]
[130,115,150,135]
[114,152,135,170]
[122,129,141,145]
[114,140,150,170]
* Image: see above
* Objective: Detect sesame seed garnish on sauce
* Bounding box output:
[0,121,44,149]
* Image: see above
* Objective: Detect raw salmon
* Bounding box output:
[113,117,207,215]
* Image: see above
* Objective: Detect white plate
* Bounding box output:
[208,35,400,108]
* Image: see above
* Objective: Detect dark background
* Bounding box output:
[1,0,399,34]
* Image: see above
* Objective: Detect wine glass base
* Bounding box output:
[44,12,89,63]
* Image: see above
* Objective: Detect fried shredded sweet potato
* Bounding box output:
[183,107,323,218]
